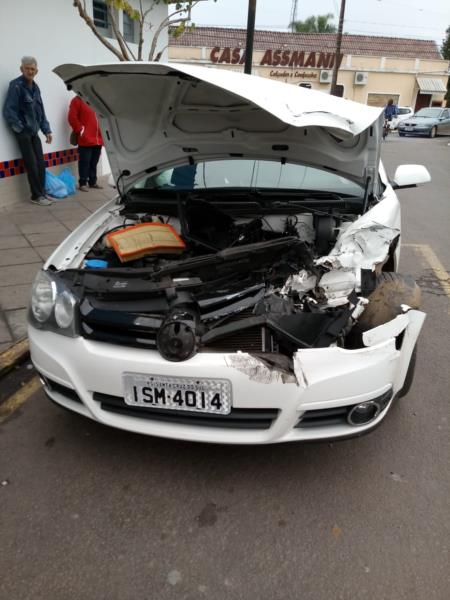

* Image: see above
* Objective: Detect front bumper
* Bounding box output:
[29,310,425,444]
[398,127,430,136]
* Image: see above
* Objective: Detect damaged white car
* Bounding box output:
[28,63,430,443]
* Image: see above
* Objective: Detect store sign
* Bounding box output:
[269,70,318,79]
[210,47,344,69]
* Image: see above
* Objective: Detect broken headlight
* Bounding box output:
[29,270,79,337]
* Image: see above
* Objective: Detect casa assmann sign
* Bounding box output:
[210,47,344,70]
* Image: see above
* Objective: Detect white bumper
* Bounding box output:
[29,310,425,444]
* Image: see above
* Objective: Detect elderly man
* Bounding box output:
[3,56,53,206]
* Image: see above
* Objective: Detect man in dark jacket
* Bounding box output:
[3,56,53,206]
[384,98,398,121]
[68,96,104,192]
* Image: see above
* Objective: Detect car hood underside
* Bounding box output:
[54,62,383,193]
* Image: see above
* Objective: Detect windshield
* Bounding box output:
[398,108,411,115]
[415,108,442,118]
[132,160,364,196]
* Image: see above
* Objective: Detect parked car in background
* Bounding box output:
[398,107,450,137]
[29,63,430,444]
[388,106,413,130]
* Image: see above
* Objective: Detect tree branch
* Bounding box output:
[121,30,137,61]
[148,3,197,61]
[137,0,145,60]
[73,0,125,61]
[107,4,131,60]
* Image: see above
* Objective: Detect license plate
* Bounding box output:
[404,126,413,131]
[123,373,232,415]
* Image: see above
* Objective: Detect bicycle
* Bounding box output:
[382,118,390,141]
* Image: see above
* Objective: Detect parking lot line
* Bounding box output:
[0,376,41,424]
[404,243,450,312]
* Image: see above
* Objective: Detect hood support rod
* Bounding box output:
[244,0,257,75]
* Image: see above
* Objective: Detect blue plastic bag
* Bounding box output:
[45,170,68,199]
[58,168,76,195]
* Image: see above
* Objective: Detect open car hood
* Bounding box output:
[54,62,383,192]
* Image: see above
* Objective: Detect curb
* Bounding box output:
[0,338,30,379]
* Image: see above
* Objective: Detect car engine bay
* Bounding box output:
[52,192,411,364]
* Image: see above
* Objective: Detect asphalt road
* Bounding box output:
[1,135,450,600]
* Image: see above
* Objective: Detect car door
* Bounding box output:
[440,109,450,134]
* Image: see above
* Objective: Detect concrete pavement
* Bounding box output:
[0,179,115,352]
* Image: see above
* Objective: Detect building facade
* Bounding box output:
[0,0,168,207]
[170,28,449,110]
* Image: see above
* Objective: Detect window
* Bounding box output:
[367,93,400,107]
[93,0,108,30]
[133,160,364,197]
[123,11,136,43]
[415,108,443,117]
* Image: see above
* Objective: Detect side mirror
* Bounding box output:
[392,164,431,189]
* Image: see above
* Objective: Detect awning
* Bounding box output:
[416,77,447,93]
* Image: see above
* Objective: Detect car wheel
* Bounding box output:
[397,346,417,398]
[429,126,437,138]
[398,132,405,137]
[345,273,421,349]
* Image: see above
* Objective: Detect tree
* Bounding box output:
[290,13,337,34]
[441,25,450,107]
[73,0,213,62]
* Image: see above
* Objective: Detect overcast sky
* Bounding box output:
[190,0,450,47]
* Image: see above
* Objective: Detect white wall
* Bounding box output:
[0,0,168,179]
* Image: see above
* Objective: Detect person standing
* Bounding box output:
[68,96,104,192]
[384,98,398,122]
[3,56,53,206]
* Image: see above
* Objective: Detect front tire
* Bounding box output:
[429,126,437,138]
[398,132,405,137]
[346,273,421,349]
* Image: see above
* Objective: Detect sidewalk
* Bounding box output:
[0,178,115,353]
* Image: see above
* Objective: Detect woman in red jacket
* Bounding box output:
[68,96,104,191]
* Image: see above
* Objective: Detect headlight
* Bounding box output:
[55,291,76,328]
[31,271,56,323]
[29,270,79,337]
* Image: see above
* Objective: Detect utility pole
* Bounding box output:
[330,0,346,96]
[289,0,299,32]
[244,0,257,74]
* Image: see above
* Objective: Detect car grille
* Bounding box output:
[93,392,279,429]
[80,306,270,353]
[80,311,158,349]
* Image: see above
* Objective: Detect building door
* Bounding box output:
[414,93,431,112]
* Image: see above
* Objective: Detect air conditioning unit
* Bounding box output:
[354,71,368,85]
[319,70,332,83]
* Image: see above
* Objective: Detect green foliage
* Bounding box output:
[107,0,139,20]
[290,13,337,33]
[442,26,450,106]
[441,25,450,60]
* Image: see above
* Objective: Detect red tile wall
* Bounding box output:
[0,148,78,179]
